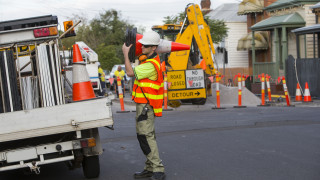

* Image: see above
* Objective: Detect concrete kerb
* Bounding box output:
[109,89,320,112]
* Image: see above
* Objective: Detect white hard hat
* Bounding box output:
[138,31,160,45]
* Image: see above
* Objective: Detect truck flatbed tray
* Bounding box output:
[0,98,113,143]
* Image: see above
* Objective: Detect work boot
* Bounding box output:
[150,172,166,180]
[134,170,153,179]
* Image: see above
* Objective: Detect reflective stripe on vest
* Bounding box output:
[154,108,162,113]
[134,81,164,90]
[146,59,160,70]
[133,92,164,99]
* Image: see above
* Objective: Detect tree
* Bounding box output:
[205,18,228,44]
[60,9,134,70]
[163,12,185,24]
[162,11,228,44]
[96,44,122,70]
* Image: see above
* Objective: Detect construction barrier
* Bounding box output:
[242,74,248,87]
[265,74,273,102]
[281,77,294,107]
[257,73,270,107]
[295,83,302,102]
[234,73,246,108]
[116,76,129,113]
[212,74,225,109]
[72,44,96,102]
[303,82,312,102]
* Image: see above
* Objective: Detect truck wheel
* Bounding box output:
[82,155,100,179]
[192,98,206,105]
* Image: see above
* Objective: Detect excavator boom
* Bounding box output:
[168,4,216,75]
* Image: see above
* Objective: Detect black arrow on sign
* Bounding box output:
[195,91,200,96]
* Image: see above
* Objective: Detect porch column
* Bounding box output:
[252,31,256,78]
[296,33,300,59]
[281,26,288,74]
[274,28,280,73]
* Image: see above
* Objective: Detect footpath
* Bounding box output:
[107,89,320,113]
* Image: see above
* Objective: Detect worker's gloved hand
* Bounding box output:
[122,43,132,57]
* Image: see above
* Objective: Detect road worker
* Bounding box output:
[114,65,126,97]
[98,65,106,96]
[122,31,165,180]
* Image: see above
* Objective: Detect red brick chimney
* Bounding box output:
[201,0,212,15]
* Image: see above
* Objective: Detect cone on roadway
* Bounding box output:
[72,44,96,101]
[295,83,302,102]
[303,82,312,102]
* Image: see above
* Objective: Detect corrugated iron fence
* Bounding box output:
[286,55,320,98]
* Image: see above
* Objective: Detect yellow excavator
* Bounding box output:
[152,3,217,106]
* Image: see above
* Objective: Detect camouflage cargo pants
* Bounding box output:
[136,103,165,173]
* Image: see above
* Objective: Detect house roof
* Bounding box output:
[292,24,320,34]
[265,0,320,11]
[206,3,247,22]
[311,2,320,9]
[238,0,264,15]
[251,12,305,31]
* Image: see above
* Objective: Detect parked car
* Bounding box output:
[104,70,110,88]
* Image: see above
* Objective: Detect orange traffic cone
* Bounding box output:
[303,82,312,102]
[135,33,190,56]
[72,44,96,101]
[295,83,302,102]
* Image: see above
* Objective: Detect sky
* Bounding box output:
[0,0,239,31]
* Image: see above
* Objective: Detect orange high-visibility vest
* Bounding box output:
[132,55,164,116]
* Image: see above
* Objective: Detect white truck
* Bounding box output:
[75,41,101,93]
[0,15,113,179]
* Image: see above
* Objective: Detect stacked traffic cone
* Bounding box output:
[116,77,130,113]
[295,83,302,102]
[303,82,312,102]
[72,44,96,102]
[128,30,190,57]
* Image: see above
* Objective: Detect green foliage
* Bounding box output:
[163,12,186,24]
[161,12,228,44]
[205,17,228,44]
[96,44,122,70]
[60,9,134,70]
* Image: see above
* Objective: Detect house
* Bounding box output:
[205,3,248,84]
[237,0,319,95]
[249,0,319,79]
[286,2,320,97]
[237,0,277,80]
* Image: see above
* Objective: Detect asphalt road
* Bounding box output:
[1,106,320,180]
